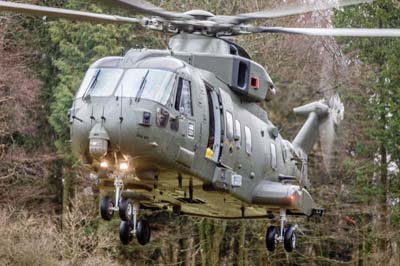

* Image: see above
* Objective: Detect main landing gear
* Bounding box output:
[266,209,296,252]
[99,173,151,245]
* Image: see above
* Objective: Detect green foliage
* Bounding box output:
[29,1,161,159]
[334,0,400,260]
[335,0,400,161]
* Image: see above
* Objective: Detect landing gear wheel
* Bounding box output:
[266,226,277,251]
[119,221,133,245]
[136,219,151,245]
[119,198,133,221]
[100,196,114,221]
[284,225,296,252]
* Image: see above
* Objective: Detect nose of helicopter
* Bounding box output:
[70,97,167,165]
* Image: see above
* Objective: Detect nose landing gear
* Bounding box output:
[119,218,151,246]
[99,173,152,245]
[99,174,122,220]
[265,209,296,252]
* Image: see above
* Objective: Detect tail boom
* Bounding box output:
[292,101,329,154]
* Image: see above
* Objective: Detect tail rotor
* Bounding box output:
[319,93,344,172]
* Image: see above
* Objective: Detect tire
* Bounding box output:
[266,226,277,252]
[119,221,133,245]
[100,196,114,221]
[284,225,296,252]
[136,219,151,245]
[119,198,133,221]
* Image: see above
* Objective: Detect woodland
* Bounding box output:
[0,0,400,265]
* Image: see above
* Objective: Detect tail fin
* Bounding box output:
[292,94,344,157]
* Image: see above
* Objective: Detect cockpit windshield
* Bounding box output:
[114,69,175,105]
[76,68,123,98]
[76,68,176,105]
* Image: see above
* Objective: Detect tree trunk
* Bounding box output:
[379,107,388,257]
[62,167,74,228]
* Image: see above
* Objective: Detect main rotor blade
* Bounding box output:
[213,0,372,24]
[97,0,192,20]
[0,1,143,24]
[249,27,400,37]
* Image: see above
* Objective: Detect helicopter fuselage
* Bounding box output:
[70,34,318,218]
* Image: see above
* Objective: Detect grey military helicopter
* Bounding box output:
[2,0,400,252]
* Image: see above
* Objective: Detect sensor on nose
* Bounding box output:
[88,123,110,158]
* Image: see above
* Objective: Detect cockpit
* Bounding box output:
[76,68,177,105]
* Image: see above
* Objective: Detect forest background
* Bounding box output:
[0,0,400,265]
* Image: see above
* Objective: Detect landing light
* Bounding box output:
[119,162,129,170]
[289,194,295,202]
[100,161,108,168]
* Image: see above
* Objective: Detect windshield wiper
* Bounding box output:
[135,70,150,103]
[83,69,101,100]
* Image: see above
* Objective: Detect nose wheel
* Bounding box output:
[136,219,151,245]
[119,218,151,246]
[100,174,128,221]
[97,172,151,245]
[119,198,133,221]
[100,196,114,220]
[265,209,296,252]
[284,225,296,252]
[119,220,134,245]
[266,226,278,251]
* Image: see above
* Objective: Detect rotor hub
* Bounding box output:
[184,9,214,20]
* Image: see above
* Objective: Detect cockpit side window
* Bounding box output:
[175,78,193,116]
[76,68,97,98]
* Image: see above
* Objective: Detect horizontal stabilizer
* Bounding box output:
[292,101,329,154]
[293,101,329,118]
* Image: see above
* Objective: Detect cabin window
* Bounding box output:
[79,68,123,98]
[234,120,241,149]
[226,111,233,141]
[175,78,193,116]
[245,126,252,155]
[114,68,175,104]
[238,61,248,88]
[282,143,287,162]
[270,143,277,169]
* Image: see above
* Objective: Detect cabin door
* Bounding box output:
[218,89,236,168]
[175,77,196,151]
[205,85,223,162]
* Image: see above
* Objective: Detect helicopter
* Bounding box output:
[1,0,400,253]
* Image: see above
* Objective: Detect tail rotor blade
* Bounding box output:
[319,115,336,172]
[319,94,344,173]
